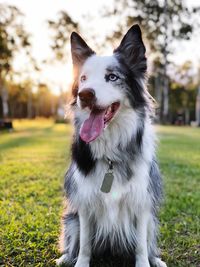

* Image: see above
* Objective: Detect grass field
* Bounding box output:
[0,120,199,267]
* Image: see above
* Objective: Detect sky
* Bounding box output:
[1,0,200,94]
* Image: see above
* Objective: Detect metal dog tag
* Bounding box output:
[100,172,114,193]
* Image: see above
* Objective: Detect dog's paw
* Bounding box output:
[74,257,89,267]
[151,257,167,267]
[135,258,150,267]
[56,254,72,266]
[74,264,89,267]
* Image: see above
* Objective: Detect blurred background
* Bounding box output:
[0,0,200,128]
[0,2,200,266]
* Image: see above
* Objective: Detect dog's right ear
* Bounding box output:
[71,32,95,67]
[114,25,147,75]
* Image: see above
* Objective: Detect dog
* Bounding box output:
[56,24,167,267]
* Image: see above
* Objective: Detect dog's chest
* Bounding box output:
[74,160,149,228]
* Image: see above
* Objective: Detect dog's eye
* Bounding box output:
[107,74,119,82]
[80,75,87,82]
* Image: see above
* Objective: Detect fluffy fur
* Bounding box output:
[56,24,167,267]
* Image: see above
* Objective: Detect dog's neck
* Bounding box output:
[89,107,145,161]
[75,107,145,159]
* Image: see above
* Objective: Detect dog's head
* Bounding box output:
[70,25,148,143]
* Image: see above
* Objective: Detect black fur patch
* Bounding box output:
[62,212,79,222]
[93,233,136,257]
[72,137,96,176]
[148,158,163,214]
[136,111,145,151]
[64,164,77,199]
[116,119,145,181]
[114,24,147,77]
[115,56,147,109]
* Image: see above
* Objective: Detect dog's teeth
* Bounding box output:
[108,106,112,113]
[105,114,109,120]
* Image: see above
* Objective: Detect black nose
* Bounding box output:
[78,89,96,108]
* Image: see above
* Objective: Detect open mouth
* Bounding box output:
[80,102,120,143]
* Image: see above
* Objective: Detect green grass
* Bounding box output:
[0,121,199,267]
[156,126,200,267]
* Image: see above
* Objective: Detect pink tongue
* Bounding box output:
[80,109,106,143]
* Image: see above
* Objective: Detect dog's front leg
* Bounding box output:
[75,210,91,267]
[135,209,150,267]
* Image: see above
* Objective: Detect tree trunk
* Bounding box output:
[162,0,169,124]
[155,75,162,123]
[196,86,200,126]
[0,74,9,118]
[162,75,169,123]
[27,88,32,118]
[185,108,190,125]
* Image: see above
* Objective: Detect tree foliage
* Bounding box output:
[0,4,33,118]
[101,0,200,123]
[105,0,199,61]
[0,4,31,74]
[48,11,79,61]
[169,61,197,124]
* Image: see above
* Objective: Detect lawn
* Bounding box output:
[0,120,199,267]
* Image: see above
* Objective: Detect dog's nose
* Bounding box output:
[78,89,96,108]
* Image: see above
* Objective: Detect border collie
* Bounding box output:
[56,25,167,267]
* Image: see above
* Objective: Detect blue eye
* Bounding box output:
[107,73,119,81]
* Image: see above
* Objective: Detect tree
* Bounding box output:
[0,4,31,118]
[169,61,197,124]
[6,79,60,118]
[196,85,200,126]
[103,0,200,123]
[48,11,79,61]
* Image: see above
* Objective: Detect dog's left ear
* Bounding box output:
[71,32,95,67]
[114,24,147,74]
